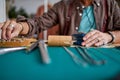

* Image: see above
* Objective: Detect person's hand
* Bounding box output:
[82,30,112,47]
[0,20,23,39]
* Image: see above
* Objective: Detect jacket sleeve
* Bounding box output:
[112,0,120,30]
[17,2,60,37]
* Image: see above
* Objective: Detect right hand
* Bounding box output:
[0,20,23,40]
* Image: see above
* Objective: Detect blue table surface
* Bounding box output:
[0,47,120,80]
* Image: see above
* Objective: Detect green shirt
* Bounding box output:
[79,6,96,33]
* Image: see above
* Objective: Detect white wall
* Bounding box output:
[0,0,6,22]
[13,0,61,15]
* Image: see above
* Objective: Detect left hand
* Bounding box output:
[82,30,112,47]
[0,20,23,40]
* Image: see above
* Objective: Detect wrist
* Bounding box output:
[106,31,115,43]
[17,22,29,35]
[17,22,24,34]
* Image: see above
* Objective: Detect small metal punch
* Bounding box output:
[38,40,51,64]
[0,47,26,55]
[27,39,51,64]
[27,40,40,52]
[75,47,106,65]
[63,47,87,67]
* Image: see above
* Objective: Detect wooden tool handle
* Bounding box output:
[0,38,37,47]
[48,35,72,46]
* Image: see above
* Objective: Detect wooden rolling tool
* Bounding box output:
[48,35,72,46]
[47,33,85,46]
[0,38,37,47]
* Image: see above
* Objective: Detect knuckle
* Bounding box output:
[89,32,93,35]
[0,23,4,27]
[11,21,17,25]
[2,35,6,39]
[96,31,100,34]
[89,37,94,41]
[92,39,97,44]
[14,32,19,36]
[93,35,96,39]
[98,41,103,45]
[92,40,96,44]
[2,27,6,31]
[6,27,12,31]
[95,30,99,32]
[88,41,94,46]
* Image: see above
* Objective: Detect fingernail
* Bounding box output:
[83,37,86,40]
[82,42,85,45]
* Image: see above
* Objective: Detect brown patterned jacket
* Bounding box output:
[17,0,120,37]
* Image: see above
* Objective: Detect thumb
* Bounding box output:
[10,31,19,39]
[0,23,4,29]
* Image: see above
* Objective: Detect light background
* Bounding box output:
[0,0,6,22]
[13,0,61,15]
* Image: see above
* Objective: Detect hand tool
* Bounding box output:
[76,47,106,65]
[0,47,26,55]
[38,40,51,64]
[63,47,87,67]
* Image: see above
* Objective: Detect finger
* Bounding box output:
[0,23,4,28]
[0,23,4,39]
[82,37,102,46]
[95,40,105,46]
[83,30,99,40]
[10,26,20,39]
[6,21,17,39]
[82,31,100,46]
[6,26,13,39]
[11,32,19,39]
[84,32,100,44]
[1,21,11,39]
[85,39,99,47]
